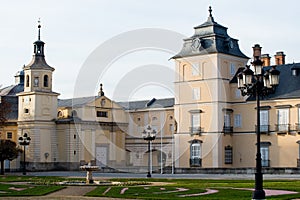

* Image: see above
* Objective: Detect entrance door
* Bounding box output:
[96,147,107,167]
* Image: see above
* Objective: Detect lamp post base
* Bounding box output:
[252,189,265,200]
[147,172,151,178]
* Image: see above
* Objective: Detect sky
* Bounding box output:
[0,0,299,101]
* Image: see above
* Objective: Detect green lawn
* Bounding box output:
[86,179,300,200]
[0,183,63,197]
[0,175,300,199]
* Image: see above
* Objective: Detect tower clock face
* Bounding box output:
[192,38,201,51]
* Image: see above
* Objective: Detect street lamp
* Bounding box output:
[237,44,280,200]
[142,125,157,178]
[18,133,31,175]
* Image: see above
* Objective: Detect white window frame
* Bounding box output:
[260,110,269,132]
[235,89,241,98]
[224,113,231,127]
[260,145,269,167]
[277,108,289,131]
[190,143,201,159]
[191,63,200,76]
[191,113,200,128]
[230,63,236,76]
[192,88,200,100]
[234,114,242,128]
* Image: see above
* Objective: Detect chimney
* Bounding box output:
[275,51,286,65]
[261,54,271,67]
[252,44,262,58]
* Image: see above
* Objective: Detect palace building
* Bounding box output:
[0,7,300,173]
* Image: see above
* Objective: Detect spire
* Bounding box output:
[207,6,215,22]
[38,18,41,40]
[33,18,45,56]
[98,83,105,96]
[23,20,54,71]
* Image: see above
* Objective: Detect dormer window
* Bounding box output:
[43,75,49,87]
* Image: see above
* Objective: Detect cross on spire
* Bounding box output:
[209,6,213,17]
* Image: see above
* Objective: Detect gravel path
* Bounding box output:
[47,186,96,196]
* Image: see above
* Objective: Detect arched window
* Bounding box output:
[43,75,49,87]
[71,110,77,117]
[26,75,30,87]
[57,111,63,118]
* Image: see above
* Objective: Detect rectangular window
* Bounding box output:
[191,113,200,128]
[260,110,269,132]
[6,132,12,139]
[224,113,231,127]
[191,64,199,76]
[277,109,289,131]
[192,88,200,100]
[234,114,242,128]
[260,146,270,167]
[225,146,233,164]
[191,143,201,159]
[96,111,108,118]
[235,89,241,98]
[230,63,236,76]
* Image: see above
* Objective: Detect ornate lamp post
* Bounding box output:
[237,44,280,200]
[142,125,157,178]
[18,133,31,175]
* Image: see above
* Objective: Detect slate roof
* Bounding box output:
[172,9,248,59]
[266,63,300,99]
[118,98,174,110]
[0,84,24,96]
[58,96,100,108]
[23,55,54,71]
[230,62,300,100]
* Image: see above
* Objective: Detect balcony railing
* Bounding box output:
[295,123,300,132]
[255,125,270,134]
[261,159,270,167]
[275,124,290,133]
[222,126,233,134]
[190,158,202,167]
[189,126,203,135]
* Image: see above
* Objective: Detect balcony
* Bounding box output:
[295,123,300,132]
[190,158,202,167]
[262,159,270,167]
[189,126,203,136]
[275,124,290,134]
[255,125,270,134]
[222,126,233,134]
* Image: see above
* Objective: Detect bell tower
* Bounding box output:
[17,20,59,170]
